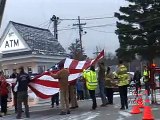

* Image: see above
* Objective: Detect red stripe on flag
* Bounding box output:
[69,59,79,69]
[29,85,52,99]
[91,50,104,66]
[33,70,59,80]
[31,80,59,88]
[82,60,92,70]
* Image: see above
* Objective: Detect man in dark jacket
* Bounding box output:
[16,67,31,119]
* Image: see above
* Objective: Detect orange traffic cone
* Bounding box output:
[136,95,144,108]
[142,106,154,120]
[138,101,144,108]
[130,105,141,114]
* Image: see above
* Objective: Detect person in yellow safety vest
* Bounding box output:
[143,65,150,96]
[82,66,98,110]
[116,60,129,110]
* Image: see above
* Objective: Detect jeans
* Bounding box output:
[106,88,113,104]
[51,93,59,106]
[119,85,128,109]
[77,90,84,100]
[99,80,107,105]
[1,95,8,114]
[16,91,29,118]
[89,90,97,109]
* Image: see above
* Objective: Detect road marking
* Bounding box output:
[152,107,159,111]
[116,116,124,120]
[119,111,132,117]
[56,111,100,120]
[83,114,99,120]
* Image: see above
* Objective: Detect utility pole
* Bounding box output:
[73,16,86,55]
[0,0,6,28]
[51,15,59,40]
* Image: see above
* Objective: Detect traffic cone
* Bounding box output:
[142,106,154,120]
[138,100,144,108]
[136,92,144,108]
[130,105,141,114]
[144,94,150,106]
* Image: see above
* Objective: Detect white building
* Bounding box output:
[0,21,67,76]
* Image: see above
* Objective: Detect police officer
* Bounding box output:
[83,66,98,110]
[116,60,129,110]
[143,65,150,96]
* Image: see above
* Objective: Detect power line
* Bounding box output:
[47,20,52,29]
[60,16,114,21]
[84,24,116,28]
[86,28,115,34]
[38,20,50,27]
[58,23,116,31]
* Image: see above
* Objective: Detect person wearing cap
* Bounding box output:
[50,64,70,115]
[16,67,31,119]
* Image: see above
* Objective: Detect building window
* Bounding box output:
[38,66,45,74]
[27,66,32,74]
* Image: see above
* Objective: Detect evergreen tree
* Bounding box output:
[115,0,160,63]
[68,39,87,60]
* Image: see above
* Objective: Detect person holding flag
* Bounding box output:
[49,64,70,115]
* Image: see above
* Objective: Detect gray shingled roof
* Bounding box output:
[10,21,66,56]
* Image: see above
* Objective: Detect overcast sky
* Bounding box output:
[1,0,128,57]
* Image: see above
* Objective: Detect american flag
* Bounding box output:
[29,50,104,99]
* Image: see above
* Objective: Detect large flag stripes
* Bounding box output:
[29,50,104,99]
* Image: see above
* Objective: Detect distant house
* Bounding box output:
[0,21,67,76]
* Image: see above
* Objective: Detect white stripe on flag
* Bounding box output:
[29,83,59,95]
[64,58,73,68]
[75,61,86,69]
[38,75,58,82]
[68,73,81,81]
[90,60,94,65]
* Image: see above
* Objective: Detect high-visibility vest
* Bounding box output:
[143,70,149,82]
[83,70,98,90]
[117,65,129,86]
[105,72,114,88]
